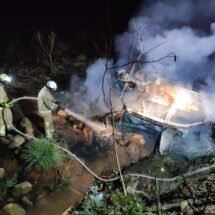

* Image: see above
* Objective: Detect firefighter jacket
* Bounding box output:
[0,84,13,136]
[37,86,58,114]
[0,84,9,105]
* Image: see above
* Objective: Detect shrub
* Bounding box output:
[109,192,145,215]
[22,138,64,172]
[80,198,105,215]
[80,191,145,215]
[0,174,17,200]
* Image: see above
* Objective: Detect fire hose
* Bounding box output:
[7,96,215,183]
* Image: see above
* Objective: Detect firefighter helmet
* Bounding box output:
[0,74,12,83]
[46,81,57,91]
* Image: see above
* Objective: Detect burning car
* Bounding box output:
[115,70,206,129]
[113,70,213,157]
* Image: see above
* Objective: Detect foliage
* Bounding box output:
[80,197,106,215]
[109,192,145,215]
[46,175,72,192]
[22,138,64,172]
[80,191,145,215]
[0,174,17,200]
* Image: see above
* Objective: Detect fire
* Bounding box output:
[174,88,198,111]
[143,79,199,112]
[123,78,205,126]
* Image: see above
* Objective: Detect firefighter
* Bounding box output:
[0,74,13,136]
[37,81,59,138]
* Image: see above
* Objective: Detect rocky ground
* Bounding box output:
[124,156,215,215]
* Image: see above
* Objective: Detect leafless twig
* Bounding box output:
[103,57,127,196]
[107,52,176,70]
[37,31,56,71]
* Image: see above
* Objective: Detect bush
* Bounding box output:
[80,191,145,215]
[22,138,64,172]
[81,197,105,215]
[0,174,17,200]
[109,192,145,215]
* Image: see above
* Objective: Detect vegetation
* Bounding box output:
[109,192,145,215]
[0,174,17,200]
[22,138,64,172]
[45,175,72,192]
[81,196,105,215]
[80,191,145,215]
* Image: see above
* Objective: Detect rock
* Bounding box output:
[0,137,10,145]
[127,142,141,161]
[20,118,33,129]
[180,200,194,215]
[7,198,15,203]
[126,133,155,158]
[128,133,145,145]
[0,168,5,178]
[7,135,14,141]
[21,196,33,207]
[20,118,35,139]
[205,205,215,214]
[9,135,25,149]
[0,203,26,215]
[12,182,32,197]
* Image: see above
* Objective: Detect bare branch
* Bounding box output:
[107,52,176,70]
[37,31,49,55]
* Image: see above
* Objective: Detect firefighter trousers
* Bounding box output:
[39,111,54,138]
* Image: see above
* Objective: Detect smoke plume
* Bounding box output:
[69,0,215,120]
[67,59,122,116]
[115,0,215,88]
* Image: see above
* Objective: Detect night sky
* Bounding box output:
[1,0,141,31]
[0,0,142,63]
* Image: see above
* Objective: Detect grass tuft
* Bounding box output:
[22,138,64,172]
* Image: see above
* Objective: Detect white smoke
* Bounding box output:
[83,59,112,113]
[68,59,122,116]
[69,0,215,121]
[113,0,215,121]
[115,0,215,87]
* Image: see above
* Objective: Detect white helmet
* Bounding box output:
[0,74,12,83]
[46,81,57,91]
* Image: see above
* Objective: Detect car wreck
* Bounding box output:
[113,70,214,158]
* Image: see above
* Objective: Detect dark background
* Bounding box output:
[0,0,142,64]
